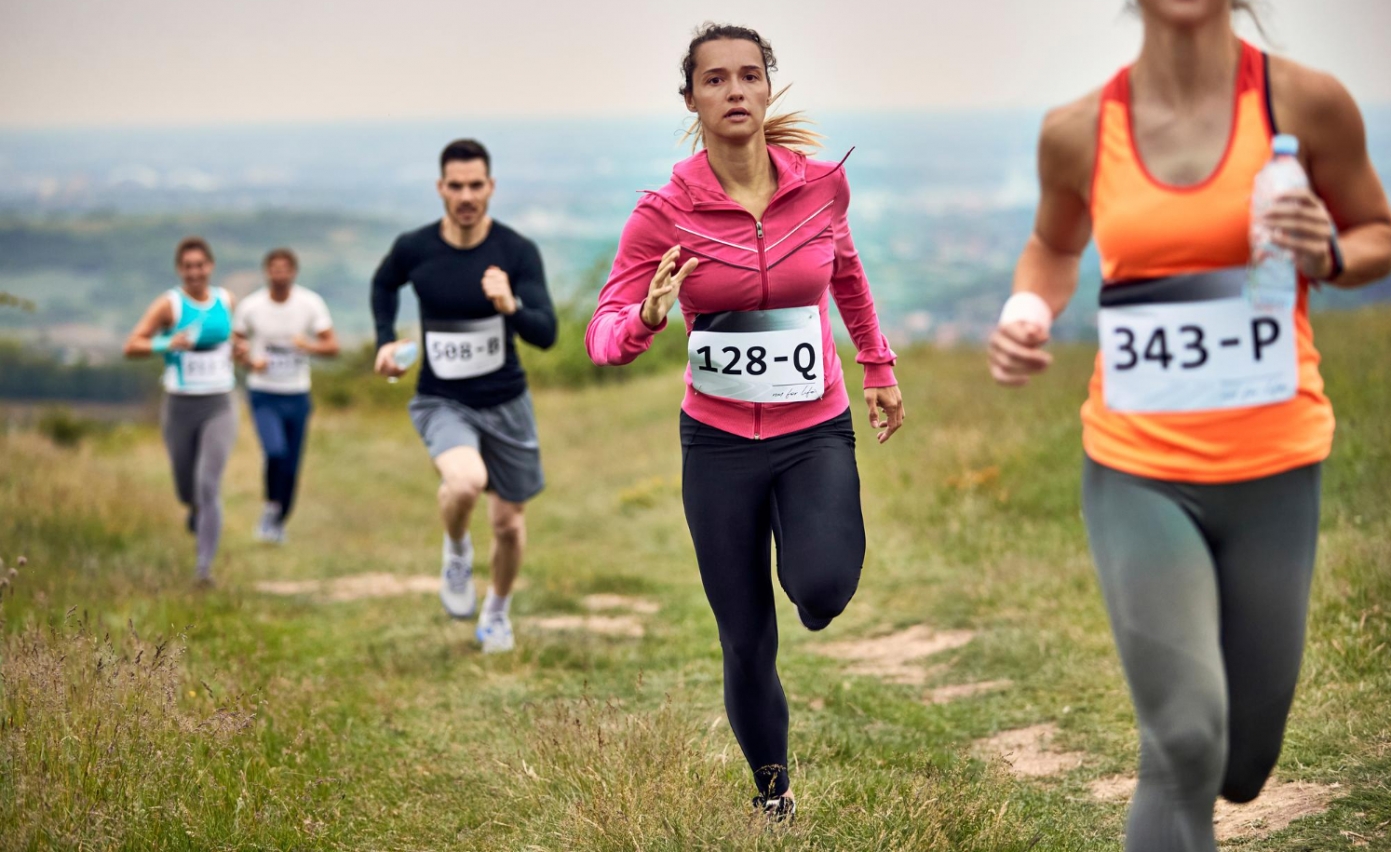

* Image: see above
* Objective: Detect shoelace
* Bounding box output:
[444,560,471,592]
[754,795,795,819]
[480,611,510,635]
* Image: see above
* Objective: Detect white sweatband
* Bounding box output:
[999,292,1054,334]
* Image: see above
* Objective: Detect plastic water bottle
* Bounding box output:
[1246,134,1308,311]
[387,340,418,384]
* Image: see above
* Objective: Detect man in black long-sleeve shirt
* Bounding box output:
[372,139,556,653]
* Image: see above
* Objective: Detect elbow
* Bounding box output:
[122,339,142,359]
[583,325,617,367]
[518,321,558,351]
[1337,225,1391,287]
[591,347,637,368]
[1363,258,1391,285]
[1372,234,1391,281]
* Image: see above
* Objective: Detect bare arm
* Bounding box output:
[232,330,255,366]
[1269,58,1391,287]
[122,296,176,358]
[1015,94,1096,312]
[296,328,340,357]
[990,93,1098,387]
[316,327,341,356]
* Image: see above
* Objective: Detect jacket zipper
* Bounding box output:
[753,219,768,440]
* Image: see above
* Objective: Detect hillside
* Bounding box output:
[2,311,1389,850]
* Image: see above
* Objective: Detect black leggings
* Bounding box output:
[1082,458,1322,852]
[680,408,866,797]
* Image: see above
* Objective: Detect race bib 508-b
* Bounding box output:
[425,316,506,381]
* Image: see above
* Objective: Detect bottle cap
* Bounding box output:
[1272,134,1299,156]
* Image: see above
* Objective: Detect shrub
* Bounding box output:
[36,406,103,448]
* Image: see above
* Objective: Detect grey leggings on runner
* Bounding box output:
[161,392,237,579]
[1082,457,1321,852]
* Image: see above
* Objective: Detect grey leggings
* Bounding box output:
[161,393,237,579]
[1082,457,1321,852]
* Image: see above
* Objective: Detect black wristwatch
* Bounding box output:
[1325,233,1345,282]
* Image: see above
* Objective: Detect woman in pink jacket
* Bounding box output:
[587,23,904,818]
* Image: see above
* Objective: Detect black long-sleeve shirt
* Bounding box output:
[371,220,557,408]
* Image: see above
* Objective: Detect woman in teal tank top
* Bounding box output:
[161,283,235,394]
[124,237,240,585]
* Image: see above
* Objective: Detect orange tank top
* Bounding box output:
[1082,41,1334,483]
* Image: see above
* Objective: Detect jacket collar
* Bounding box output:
[654,144,808,212]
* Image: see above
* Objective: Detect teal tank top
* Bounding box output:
[162,287,235,395]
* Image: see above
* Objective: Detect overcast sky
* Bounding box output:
[1,0,1387,128]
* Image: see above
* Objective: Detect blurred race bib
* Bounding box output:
[181,343,234,388]
[263,343,308,381]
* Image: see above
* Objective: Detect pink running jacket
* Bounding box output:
[586,145,898,440]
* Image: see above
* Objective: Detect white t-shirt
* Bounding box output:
[233,286,334,394]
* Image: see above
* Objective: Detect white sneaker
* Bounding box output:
[476,608,514,654]
[439,534,476,619]
[254,503,280,542]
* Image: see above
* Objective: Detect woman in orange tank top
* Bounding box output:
[988,2,1391,850]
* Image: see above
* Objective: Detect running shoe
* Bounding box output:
[752,794,796,822]
[254,503,280,543]
[475,608,515,654]
[439,533,476,619]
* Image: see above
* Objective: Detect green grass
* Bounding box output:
[3,309,1390,850]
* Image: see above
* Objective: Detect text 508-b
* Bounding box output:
[432,338,501,362]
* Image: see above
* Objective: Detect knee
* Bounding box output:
[1221,774,1269,804]
[1222,748,1280,803]
[1147,714,1226,792]
[787,565,859,625]
[438,474,485,507]
[491,514,525,548]
[194,474,221,505]
[720,625,779,677]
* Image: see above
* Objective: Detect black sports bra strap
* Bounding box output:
[1099,267,1247,308]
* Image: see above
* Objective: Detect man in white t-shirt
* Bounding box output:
[232,248,339,543]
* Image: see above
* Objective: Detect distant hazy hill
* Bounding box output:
[3,110,1388,358]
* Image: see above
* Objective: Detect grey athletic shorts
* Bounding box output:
[407,391,545,504]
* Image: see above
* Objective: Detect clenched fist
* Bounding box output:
[482,266,518,315]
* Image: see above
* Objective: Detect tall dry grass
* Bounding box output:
[491,687,1041,852]
[0,563,342,850]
